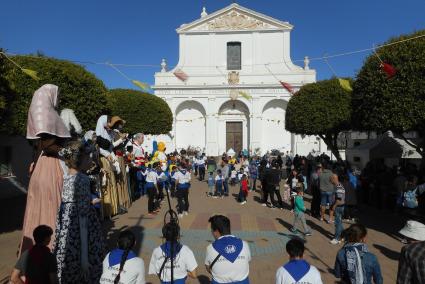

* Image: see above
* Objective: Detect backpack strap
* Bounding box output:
[157,256,169,280]
[209,253,221,270]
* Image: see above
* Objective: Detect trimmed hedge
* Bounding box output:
[285,78,352,134]
[352,30,425,135]
[285,78,352,161]
[107,89,172,135]
[1,55,108,135]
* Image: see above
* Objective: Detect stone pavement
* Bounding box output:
[0,178,406,283]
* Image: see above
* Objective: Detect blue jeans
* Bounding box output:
[216,183,223,196]
[223,178,229,195]
[208,185,214,195]
[321,191,334,206]
[334,206,344,240]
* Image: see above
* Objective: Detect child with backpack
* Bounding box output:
[291,185,312,236]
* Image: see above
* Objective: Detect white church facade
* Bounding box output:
[153,3,325,156]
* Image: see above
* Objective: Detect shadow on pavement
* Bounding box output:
[306,219,334,240]
[373,244,400,261]
[103,214,145,255]
[0,195,26,234]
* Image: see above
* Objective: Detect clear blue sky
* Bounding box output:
[1,0,424,90]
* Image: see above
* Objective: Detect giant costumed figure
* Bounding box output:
[152,141,168,171]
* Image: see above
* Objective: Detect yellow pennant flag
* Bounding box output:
[338,78,352,92]
[132,80,150,91]
[22,68,39,81]
[238,91,252,100]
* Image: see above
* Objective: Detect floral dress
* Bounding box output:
[54,173,105,283]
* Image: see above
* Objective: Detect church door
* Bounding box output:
[226,122,243,154]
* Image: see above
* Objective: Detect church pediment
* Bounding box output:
[177,4,293,33]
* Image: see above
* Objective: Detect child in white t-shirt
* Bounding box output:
[100,230,145,284]
[276,239,322,284]
[230,169,237,186]
[149,222,197,283]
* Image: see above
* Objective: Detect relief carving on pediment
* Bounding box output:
[195,11,272,31]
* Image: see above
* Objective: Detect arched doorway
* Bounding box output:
[218,100,250,155]
[261,99,291,153]
[175,101,206,152]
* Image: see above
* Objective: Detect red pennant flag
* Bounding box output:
[380,63,396,78]
[280,81,294,94]
[173,69,188,82]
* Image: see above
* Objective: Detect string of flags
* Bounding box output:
[0,52,40,81]
[106,63,150,91]
[1,32,422,87]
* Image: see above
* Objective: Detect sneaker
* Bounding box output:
[330,239,341,245]
[305,232,312,236]
[213,196,218,199]
[261,203,267,207]
[327,219,334,224]
[184,211,188,216]
[240,201,247,205]
[178,213,184,218]
[319,217,324,221]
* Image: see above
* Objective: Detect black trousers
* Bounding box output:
[262,188,276,205]
[199,166,205,181]
[129,167,138,200]
[157,183,164,201]
[274,189,284,207]
[147,187,156,213]
[311,186,321,217]
[176,189,189,213]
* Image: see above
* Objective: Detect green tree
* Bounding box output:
[0,51,14,123]
[285,78,352,162]
[1,55,108,135]
[106,89,172,135]
[352,30,425,156]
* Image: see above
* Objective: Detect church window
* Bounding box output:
[227,42,241,70]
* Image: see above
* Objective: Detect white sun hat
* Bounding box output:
[399,220,425,241]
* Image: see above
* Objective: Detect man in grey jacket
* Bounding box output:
[221,160,230,196]
[319,161,335,223]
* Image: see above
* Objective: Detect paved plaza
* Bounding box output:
[0,178,405,283]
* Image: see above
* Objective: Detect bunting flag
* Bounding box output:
[380,63,396,78]
[0,52,40,81]
[22,68,40,81]
[238,91,252,100]
[338,78,352,92]
[131,80,150,91]
[280,81,295,95]
[173,69,188,82]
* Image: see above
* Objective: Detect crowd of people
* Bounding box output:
[8,83,425,283]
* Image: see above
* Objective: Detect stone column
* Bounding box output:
[250,97,262,155]
[206,97,218,156]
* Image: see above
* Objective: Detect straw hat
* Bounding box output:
[108,116,126,128]
[399,220,425,241]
